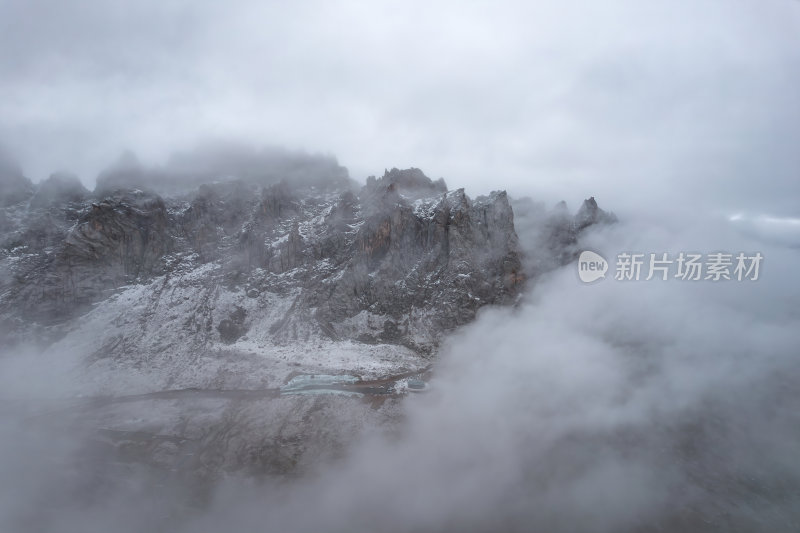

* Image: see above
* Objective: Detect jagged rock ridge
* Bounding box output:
[1,159,614,383]
[0,155,616,484]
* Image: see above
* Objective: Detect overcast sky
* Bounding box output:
[1,0,798,214]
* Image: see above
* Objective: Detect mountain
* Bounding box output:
[0,153,614,483]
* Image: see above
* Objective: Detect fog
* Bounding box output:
[2,0,799,213]
[2,205,799,532]
[92,142,352,195]
[169,215,799,533]
[2,0,800,531]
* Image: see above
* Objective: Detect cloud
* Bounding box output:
[2,164,799,533]
[174,210,798,532]
[0,0,798,216]
[730,213,800,248]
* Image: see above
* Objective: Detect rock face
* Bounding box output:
[575,196,618,230]
[0,155,616,488]
[2,189,171,329]
[511,196,617,278]
[307,172,522,349]
[0,159,612,364]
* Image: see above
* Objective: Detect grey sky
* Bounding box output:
[1,0,798,214]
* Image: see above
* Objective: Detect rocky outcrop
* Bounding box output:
[217,305,248,344]
[575,196,618,231]
[3,189,171,328]
[511,196,617,278]
[0,163,613,353]
[363,167,448,200]
[291,186,523,350]
[63,190,171,279]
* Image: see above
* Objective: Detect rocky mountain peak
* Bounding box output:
[364,167,448,200]
[575,195,618,230]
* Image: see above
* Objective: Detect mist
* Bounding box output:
[2,0,800,531]
[164,214,799,533]
[2,0,799,213]
[2,203,799,532]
